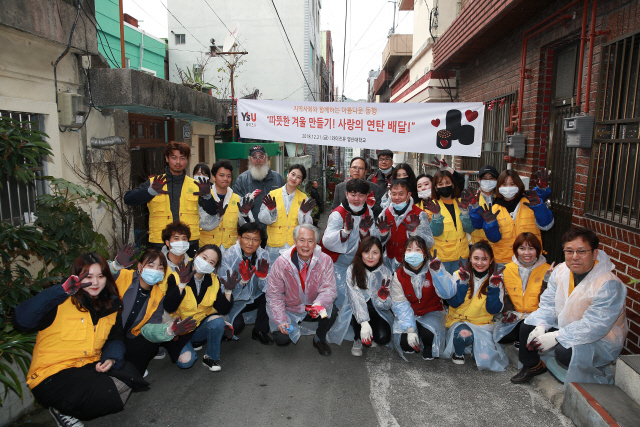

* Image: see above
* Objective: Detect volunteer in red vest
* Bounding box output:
[468,165,499,245]
[266,224,338,356]
[13,253,145,426]
[391,236,456,361]
[472,169,554,268]
[259,164,315,264]
[198,160,246,255]
[422,170,475,274]
[368,149,395,192]
[379,163,419,212]
[511,227,628,387]
[440,242,508,371]
[377,179,434,272]
[124,141,219,257]
[493,233,552,350]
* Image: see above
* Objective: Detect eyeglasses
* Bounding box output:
[250,154,266,161]
[350,166,366,171]
[241,236,261,243]
[563,249,593,258]
[378,157,393,162]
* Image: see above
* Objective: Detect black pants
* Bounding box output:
[519,323,573,368]
[351,300,391,345]
[498,319,523,344]
[31,363,124,420]
[124,333,161,376]
[272,306,339,346]
[233,293,270,335]
[400,323,435,358]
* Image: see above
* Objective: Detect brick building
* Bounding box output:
[433,0,640,354]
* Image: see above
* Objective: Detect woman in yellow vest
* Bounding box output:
[473,170,554,268]
[441,242,509,371]
[493,232,553,349]
[469,165,499,244]
[162,244,234,372]
[258,164,316,264]
[422,170,474,274]
[196,160,246,254]
[13,253,143,424]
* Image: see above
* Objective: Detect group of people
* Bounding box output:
[14,143,628,427]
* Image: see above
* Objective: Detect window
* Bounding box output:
[129,114,166,147]
[175,34,186,45]
[585,30,640,230]
[0,110,47,225]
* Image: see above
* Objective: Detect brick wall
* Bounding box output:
[453,0,640,354]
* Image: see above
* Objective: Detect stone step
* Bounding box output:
[562,382,640,427]
[615,355,640,406]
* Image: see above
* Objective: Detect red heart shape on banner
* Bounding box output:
[440,139,450,147]
[465,110,478,122]
[431,119,440,127]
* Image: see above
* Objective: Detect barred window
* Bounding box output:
[0,110,47,225]
[586,30,640,230]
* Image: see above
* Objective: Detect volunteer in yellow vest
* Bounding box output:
[197,160,247,255]
[13,253,145,425]
[469,165,499,244]
[473,170,554,268]
[108,245,197,377]
[162,244,233,372]
[259,164,315,264]
[441,242,509,371]
[493,233,553,349]
[160,221,192,272]
[512,227,628,387]
[124,141,219,257]
[422,170,474,275]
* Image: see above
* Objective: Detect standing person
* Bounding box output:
[511,227,628,387]
[219,222,273,344]
[441,242,508,371]
[13,253,146,426]
[346,237,395,357]
[415,173,433,212]
[163,244,233,372]
[377,179,434,272]
[494,233,552,350]
[124,141,217,257]
[232,145,286,241]
[198,160,245,255]
[332,157,385,218]
[309,180,324,227]
[160,221,192,272]
[469,165,499,245]
[391,237,456,361]
[368,149,395,191]
[472,170,554,268]
[266,224,338,356]
[422,170,475,274]
[259,164,315,264]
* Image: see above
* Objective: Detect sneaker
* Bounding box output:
[452,354,465,365]
[202,355,221,372]
[193,346,203,351]
[422,353,434,361]
[351,340,363,357]
[154,347,166,360]
[511,361,547,384]
[143,369,149,378]
[49,407,84,427]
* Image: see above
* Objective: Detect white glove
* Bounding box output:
[526,325,546,345]
[178,281,188,290]
[407,332,420,351]
[360,321,373,346]
[531,331,559,352]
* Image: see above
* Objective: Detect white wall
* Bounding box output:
[167,0,320,102]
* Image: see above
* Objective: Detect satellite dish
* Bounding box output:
[223,23,240,53]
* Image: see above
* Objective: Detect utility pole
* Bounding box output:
[389,1,397,34]
[119,0,126,67]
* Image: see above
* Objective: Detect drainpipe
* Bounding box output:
[140,30,145,70]
[576,0,589,111]
[584,0,598,114]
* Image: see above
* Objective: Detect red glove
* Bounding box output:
[150,175,169,195]
[115,243,137,268]
[262,194,277,210]
[299,198,316,214]
[377,279,390,301]
[478,205,499,223]
[457,261,470,282]
[429,249,441,271]
[219,270,241,291]
[459,189,478,210]
[359,215,374,234]
[194,177,212,197]
[501,312,517,324]
[239,259,256,283]
[305,305,327,319]
[376,215,391,235]
[404,213,420,233]
[522,190,542,208]
[489,266,505,287]
[170,316,197,336]
[177,263,195,286]
[423,198,440,215]
[62,273,91,295]
[536,168,550,189]
[255,258,270,279]
[366,191,375,207]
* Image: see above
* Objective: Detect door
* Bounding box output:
[199,137,205,163]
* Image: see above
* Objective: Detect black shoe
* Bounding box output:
[202,355,221,372]
[252,330,274,345]
[49,407,84,427]
[511,361,547,384]
[313,338,331,356]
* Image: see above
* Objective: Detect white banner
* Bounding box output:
[237,99,485,157]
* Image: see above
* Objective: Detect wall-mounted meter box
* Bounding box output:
[506,134,526,158]
[563,115,595,148]
[58,93,88,128]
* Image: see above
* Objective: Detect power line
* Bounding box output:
[344,2,386,90]
[267,1,305,89]
[270,0,316,101]
[80,0,121,67]
[202,0,248,53]
[159,1,208,49]
[341,0,347,101]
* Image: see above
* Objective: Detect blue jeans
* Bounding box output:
[177,316,225,368]
[453,324,474,356]
[442,258,467,275]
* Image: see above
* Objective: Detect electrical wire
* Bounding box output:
[158,1,208,49]
[270,0,316,101]
[80,0,121,67]
[266,1,305,89]
[54,0,82,132]
[202,0,248,53]
[341,0,348,101]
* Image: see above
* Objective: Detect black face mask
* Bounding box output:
[437,185,454,198]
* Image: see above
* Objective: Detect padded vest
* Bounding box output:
[385,204,424,263]
[267,188,307,248]
[503,262,548,313]
[397,268,443,316]
[445,275,494,328]
[432,199,470,262]
[199,192,241,248]
[115,269,166,336]
[470,193,491,244]
[173,273,221,327]
[491,198,541,264]
[147,175,200,243]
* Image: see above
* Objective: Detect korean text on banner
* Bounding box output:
[237,99,484,157]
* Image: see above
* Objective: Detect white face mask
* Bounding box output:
[169,241,189,256]
[418,190,431,199]
[380,167,393,174]
[480,180,497,193]
[499,186,519,199]
[348,203,364,212]
[193,255,215,274]
[195,175,210,182]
